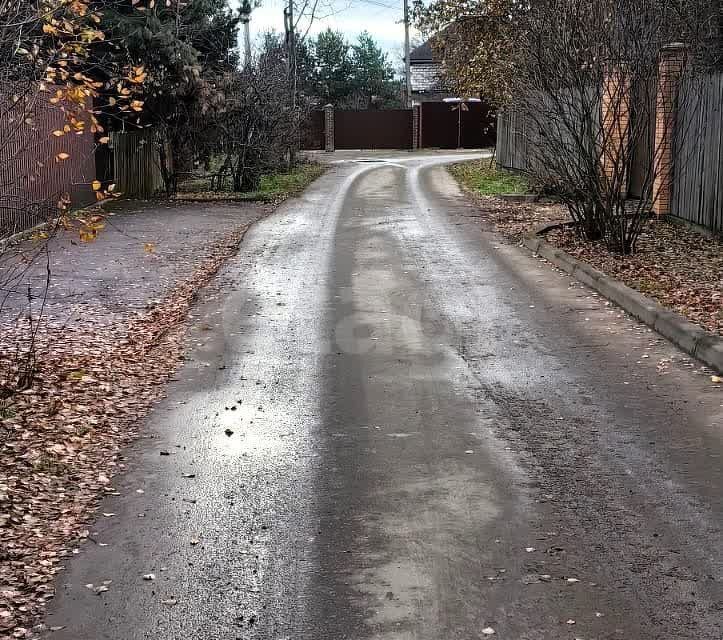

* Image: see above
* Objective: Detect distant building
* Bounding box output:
[409,38,454,103]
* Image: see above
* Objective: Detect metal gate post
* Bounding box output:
[412,104,421,150]
[324,104,335,153]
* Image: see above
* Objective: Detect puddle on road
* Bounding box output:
[213,402,293,458]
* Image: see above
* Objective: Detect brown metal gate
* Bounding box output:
[421,101,496,149]
[334,109,413,150]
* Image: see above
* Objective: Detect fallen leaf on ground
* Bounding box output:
[0,221,255,632]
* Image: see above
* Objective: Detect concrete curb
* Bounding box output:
[497,193,538,203]
[522,232,723,374]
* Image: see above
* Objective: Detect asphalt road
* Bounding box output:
[44,152,722,639]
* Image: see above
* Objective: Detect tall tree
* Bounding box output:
[96,0,240,180]
[413,0,527,106]
[311,29,401,108]
[313,28,353,105]
[349,31,399,108]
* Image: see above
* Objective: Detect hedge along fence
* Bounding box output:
[110,129,167,199]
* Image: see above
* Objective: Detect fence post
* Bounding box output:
[412,104,421,150]
[324,104,335,153]
[653,43,687,216]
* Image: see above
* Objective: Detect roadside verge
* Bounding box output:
[446,160,722,375]
[522,229,722,374]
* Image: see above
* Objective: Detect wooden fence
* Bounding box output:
[671,73,723,233]
[496,111,529,171]
[110,129,166,199]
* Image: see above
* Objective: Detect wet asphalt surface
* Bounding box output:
[1,201,265,328]
[44,152,722,639]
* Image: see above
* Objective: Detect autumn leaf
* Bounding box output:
[79,226,98,242]
[144,243,156,254]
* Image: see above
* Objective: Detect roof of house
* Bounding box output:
[410,39,436,63]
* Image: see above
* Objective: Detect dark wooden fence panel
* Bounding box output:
[496,111,529,171]
[301,110,325,150]
[628,78,657,199]
[0,91,96,239]
[421,102,495,149]
[672,73,723,233]
[334,109,413,150]
[110,129,165,199]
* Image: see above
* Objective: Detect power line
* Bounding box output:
[350,0,400,11]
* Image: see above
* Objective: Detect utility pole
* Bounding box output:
[285,0,298,165]
[403,0,412,108]
[285,0,296,93]
[240,0,252,68]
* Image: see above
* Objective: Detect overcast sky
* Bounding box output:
[232,0,423,61]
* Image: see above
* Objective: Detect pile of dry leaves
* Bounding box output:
[547,221,722,336]
[464,194,568,239]
[0,222,252,638]
[469,194,722,336]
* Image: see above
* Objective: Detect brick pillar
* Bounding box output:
[600,67,631,192]
[324,104,334,153]
[653,43,686,215]
[412,104,421,150]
